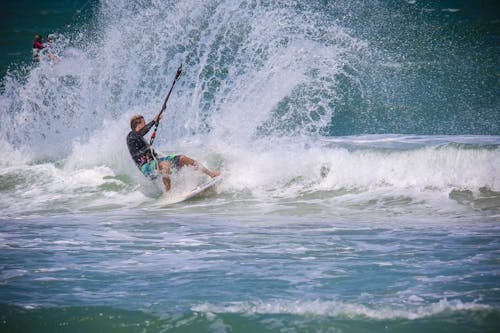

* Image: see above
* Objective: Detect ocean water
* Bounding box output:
[1,1,499,332]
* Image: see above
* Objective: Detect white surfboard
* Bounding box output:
[166,176,223,204]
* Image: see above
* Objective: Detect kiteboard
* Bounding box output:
[166,175,223,204]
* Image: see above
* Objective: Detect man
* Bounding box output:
[32,35,44,61]
[127,113,220,191]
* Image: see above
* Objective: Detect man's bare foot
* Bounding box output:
[210,170,221,178]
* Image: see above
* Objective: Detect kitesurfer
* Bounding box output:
[127,113,220,192]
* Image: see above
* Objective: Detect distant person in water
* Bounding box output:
[32,33,59,62]
[127,113,220,192]
[42,34,60,62]
[32,34,44,61]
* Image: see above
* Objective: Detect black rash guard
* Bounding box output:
[126,120,157,167]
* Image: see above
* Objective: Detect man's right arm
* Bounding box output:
[137,120,156,136]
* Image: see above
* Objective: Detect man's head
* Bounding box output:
[130,114,145,131]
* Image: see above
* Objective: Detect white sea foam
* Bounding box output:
[192,298,492,320]
[0,269,28,282]
[215,137,500,200]
[0,140,32,168]
[2,136,498,216]
[35,267,67,273]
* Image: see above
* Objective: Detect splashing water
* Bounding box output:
[1,2,499,332]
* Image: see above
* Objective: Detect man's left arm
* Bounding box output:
[138,120,156,136]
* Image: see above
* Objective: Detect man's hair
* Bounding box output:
[130,114,144,130]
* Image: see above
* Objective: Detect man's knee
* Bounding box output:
[179,155,195,166]
[159,160,171,174]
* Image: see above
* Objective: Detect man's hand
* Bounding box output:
[153,112,163,124]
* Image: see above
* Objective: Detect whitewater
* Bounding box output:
[0,0,499,332]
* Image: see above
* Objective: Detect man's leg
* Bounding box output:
[178,155,220,178]
[158,160,172,191]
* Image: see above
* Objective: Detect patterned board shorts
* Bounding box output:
[140,154,181,178]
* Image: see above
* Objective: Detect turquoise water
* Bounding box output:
[1,213,499,332]
[1,1,499,332]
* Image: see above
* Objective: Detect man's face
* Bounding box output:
[136,118,146,131]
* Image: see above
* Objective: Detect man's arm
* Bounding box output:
[137,120,156,136]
